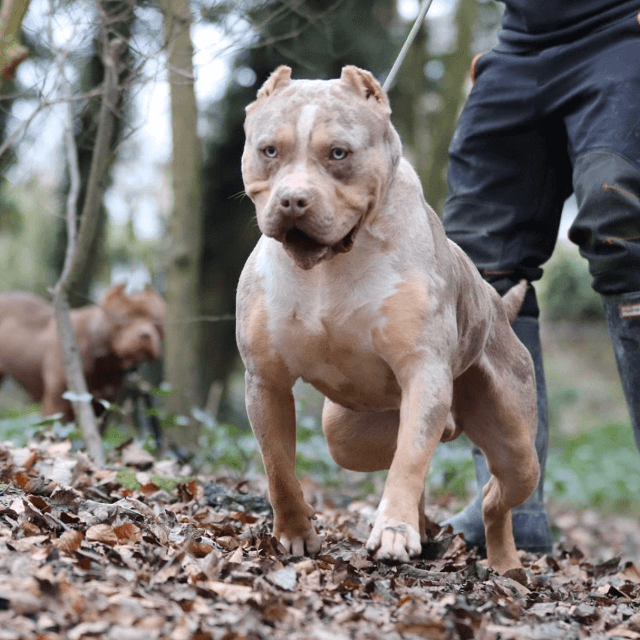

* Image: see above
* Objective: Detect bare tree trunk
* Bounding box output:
[52,33,125,467]
[159,0,204,449]
[422,0,477,213]
[0,0,30,84]
[50,0,136,309]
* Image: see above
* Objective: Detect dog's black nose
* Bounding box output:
[279,190,310,217]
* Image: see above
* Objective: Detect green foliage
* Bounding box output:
[0,409,43,445]
[100,422,156,455]
[189,408,340,481]
[0,409,81,447]
[116,468,140,490]
[295,416,341,480]
[0,190,23,235]
[427,436,476,500]
[190,402,382,501]
[190,407,262,476]
[3,377,635,518]
[0,179,58,295]
[541,246,605,322]
[424,423,640,515]
[115,468,190,492]
[546,422,640,513]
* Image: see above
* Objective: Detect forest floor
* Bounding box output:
[1,435,639,640]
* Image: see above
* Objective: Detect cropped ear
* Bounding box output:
[256,65,292,100]
[100,282,128,308]
[132,288,167,321]
[102,282,126,300]
[339,66,390,114]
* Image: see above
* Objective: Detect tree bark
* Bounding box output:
[0,0,30,84]
[50,0,136,308]
[52,35,125,467]
[159,0,204,449]
[422,0,478,214]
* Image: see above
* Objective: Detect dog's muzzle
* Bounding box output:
[276,218,360,270]
[262,185,364,269]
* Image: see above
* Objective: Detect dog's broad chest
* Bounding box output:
[275,306,401,411]
[258,244,403,410]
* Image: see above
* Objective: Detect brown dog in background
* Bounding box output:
[0,283,166,421]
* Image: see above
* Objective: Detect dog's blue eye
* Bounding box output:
[331,148,347,160]
[263,146,278,158]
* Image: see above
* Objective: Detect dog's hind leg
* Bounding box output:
[322,400,399,472]
[452,354,538,573]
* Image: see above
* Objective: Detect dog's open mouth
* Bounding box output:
[338,224,358,252]
[284,228,325,256]
[283,221,361,270]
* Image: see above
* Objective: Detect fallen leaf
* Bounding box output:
[86,524,119,546]
[114,522,143,544]
[56,530,84,554]
[268,565,297,591]
[206,581,260,603]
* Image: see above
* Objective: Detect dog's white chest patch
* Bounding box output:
[256,240,403,410]
[276,314,398,411]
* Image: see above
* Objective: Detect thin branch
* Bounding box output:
[68,34,124,290]
[60,61,80,282]
[50,0,103,464]
[47,0,129,467]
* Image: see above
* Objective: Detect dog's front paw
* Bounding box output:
[366,521,422,563]
[277,527,321,556]
[273,502,321,556]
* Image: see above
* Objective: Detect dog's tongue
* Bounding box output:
[283,228,331,270]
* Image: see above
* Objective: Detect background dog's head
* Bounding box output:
[99,283,166,369]
[242,65,402,270]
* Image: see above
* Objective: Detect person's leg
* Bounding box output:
[561,14,640,456]
[569,152,640,453]
[442,48,572,554]
[605,292,640,453]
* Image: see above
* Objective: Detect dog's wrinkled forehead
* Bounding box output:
[249,98,375,153]
[244,65,391,145]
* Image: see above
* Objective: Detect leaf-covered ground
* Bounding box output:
[0,437,639,640]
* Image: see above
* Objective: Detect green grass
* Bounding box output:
[546,422,640,513]
[424,424,640,515]
[427,435,476,500]
[115,468,192,492]
[0,408,60,444]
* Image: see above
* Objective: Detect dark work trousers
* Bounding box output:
[443,11,640,308]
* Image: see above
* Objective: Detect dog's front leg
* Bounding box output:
[367,369,451,562]
[245,372,321,556]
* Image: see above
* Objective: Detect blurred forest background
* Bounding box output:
[0,0,637,515]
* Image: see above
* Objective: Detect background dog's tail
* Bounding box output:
[502,279,528,324]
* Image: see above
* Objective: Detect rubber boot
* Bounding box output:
[443,316,553,555]
[604,291,640,454]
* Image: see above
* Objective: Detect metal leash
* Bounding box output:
[383,0,435,91]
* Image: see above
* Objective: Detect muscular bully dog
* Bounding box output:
[0,283,166,421]
[236,66,539,573]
